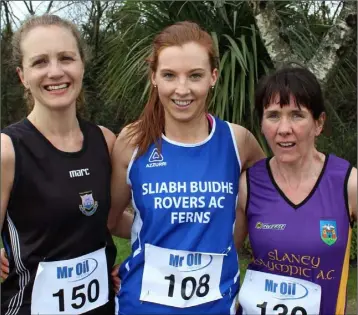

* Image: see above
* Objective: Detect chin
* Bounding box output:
[170,106,207,122]
[165,109,194,123]
[46,101,76,111]
[40,91,78,110]
[175,112,197,122]
[276,154,300,164]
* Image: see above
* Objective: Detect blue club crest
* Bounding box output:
[79,191,98,216]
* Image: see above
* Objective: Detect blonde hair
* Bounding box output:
[12,14,88,111]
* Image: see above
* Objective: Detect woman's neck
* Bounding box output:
[164,112,210,144]
[28,104,79,138]
[271,149,325,189]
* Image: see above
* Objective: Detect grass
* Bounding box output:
[113,236,131,265]
[347,266,357,301]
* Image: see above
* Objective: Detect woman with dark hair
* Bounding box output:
[108,21,265,314]
[236,66,357,315]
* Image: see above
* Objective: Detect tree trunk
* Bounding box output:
[307,1,357,84]
[250,0,357,85]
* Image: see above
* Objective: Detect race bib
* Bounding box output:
[239,270,321,315]
[140,244,224,308]
[31,247,109,314]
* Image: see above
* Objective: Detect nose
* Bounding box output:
[277,117,292,136]
[175,79,190,95]
[47,61,64,79]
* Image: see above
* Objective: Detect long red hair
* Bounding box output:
[127,21,218,157]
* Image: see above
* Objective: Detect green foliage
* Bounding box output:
[242,236,252,256]
[99,0,356,156]
[112,236,131,265]
[351,223,357,261]
[99,1,275,152]
[1,29,27,128]
[317,121,357,166]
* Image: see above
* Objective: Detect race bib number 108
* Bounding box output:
[140,244,224,308]
[31,248,109,314]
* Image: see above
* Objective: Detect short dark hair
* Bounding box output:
[254,66,325,121]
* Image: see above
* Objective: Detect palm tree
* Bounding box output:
[99,0,356,152]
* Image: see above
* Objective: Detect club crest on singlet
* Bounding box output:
[320,220,337,246]
[79,191,98,216]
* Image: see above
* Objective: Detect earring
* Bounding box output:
[211,85,215,90]
[153,84,157,88]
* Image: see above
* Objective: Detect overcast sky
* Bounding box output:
[10,1,68,18]
[3,1,86,29]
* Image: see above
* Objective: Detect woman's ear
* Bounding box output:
[17,67,28,89]
[210,68,218,86]
[151,72,157,87]
[315,112,326,136]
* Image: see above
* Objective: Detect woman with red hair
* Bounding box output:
[108,21,265,314]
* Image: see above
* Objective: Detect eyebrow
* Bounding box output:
[159,68,206,73]
[29,51,77,62]
[264,110,279,114]
[264,109,307,115]
[29,54,47,63]
[189,68,205,72]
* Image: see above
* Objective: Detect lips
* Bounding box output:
[277,142,295,148]
[43,83,70,91]
[172,99,193,107]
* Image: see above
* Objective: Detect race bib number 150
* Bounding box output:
[31,248,109,314]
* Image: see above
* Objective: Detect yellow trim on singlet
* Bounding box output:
[335,227,352,315]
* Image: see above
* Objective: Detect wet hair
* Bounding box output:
[11,14,88,111]
[254,66,326,121]
[127,21,218,157]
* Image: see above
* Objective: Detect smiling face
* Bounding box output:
[262,94,325,163]
[152,41,217,123]
[17,25,84,111]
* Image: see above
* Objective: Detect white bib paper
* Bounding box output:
[239,270,321,315]
[31,247,109,314]
[140,244,224,308]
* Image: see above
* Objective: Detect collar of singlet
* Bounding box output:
[23,116,88,157]
[163,114,213,136]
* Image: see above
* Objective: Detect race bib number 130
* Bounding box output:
[239,270,321,315]
[140,244,224,308]
[31,248,109,314]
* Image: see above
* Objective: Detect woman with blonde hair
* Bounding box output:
[1,15,117,314]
